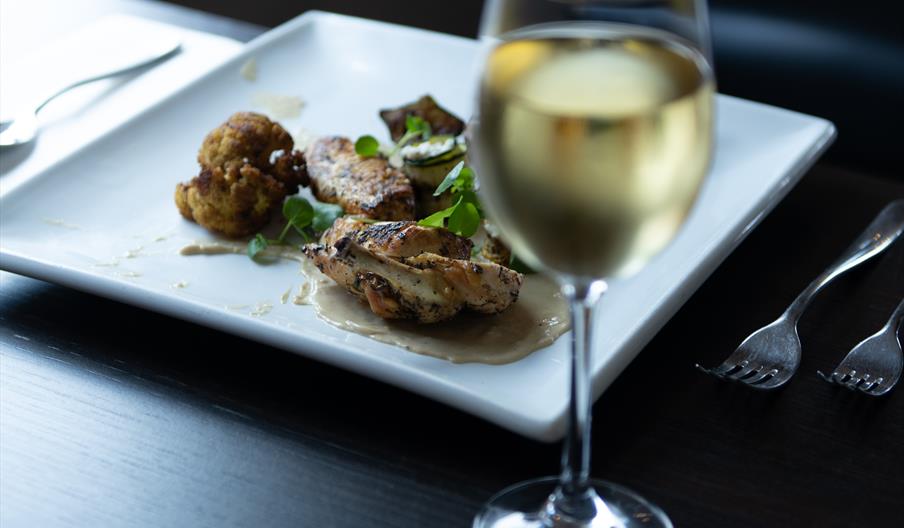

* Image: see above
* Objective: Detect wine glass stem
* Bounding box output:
[555,279,607,517]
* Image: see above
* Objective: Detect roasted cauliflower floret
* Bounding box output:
[175,164,285,238]
[176,112,308,237]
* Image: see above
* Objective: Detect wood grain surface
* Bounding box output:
[1,2,903,527]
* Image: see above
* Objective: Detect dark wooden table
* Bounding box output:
[1,2,902,527]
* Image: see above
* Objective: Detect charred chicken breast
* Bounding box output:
[305,220,522,323]
[323,217,472,259]
[305,137,415,221]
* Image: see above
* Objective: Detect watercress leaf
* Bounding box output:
[417,197,462,228]
[451,166,475,193]
[283,196,314,228]
[404,114,432,139]
[447,201,480,237]
[247,233,269,260]
[292,225,313,243]
[405,115,425,133]
[354,135,380,157]
[418,208,453,228]
[311,201,344,232]
[434,160,465,196]
[455,190,483,217]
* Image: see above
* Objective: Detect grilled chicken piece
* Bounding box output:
[323,217,472,259]
[400,253,522,315]
[379,95,465,141]
[303,236,522,323]
[480,224,513,267]
[305,136,415,221]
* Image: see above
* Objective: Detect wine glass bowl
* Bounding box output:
[472,22,714,281]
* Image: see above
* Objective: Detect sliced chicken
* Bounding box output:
[400,253,522,315]
[304,239,458,322]
[303,235,522,323]
[480,229,513,267]
[305,136,415,221]
[323,217,472,259]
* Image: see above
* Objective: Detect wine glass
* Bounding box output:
[469,1,715,527]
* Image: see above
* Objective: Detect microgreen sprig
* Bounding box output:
[417,160,483,238]
[247,196,344,260]
[354,114,432,159]
[391,115,432,155]
[354,135,380,157]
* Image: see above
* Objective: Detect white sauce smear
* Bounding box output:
[180,242,569,364]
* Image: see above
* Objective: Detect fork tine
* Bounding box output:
[743,368,779,386]
[833,369,853,384]
[858,379,881,394]
[736,368,763,381]
[868,378,895,396]
[844,375,864,391]
[724,363,762,381]
[695,363,725,376]
[695,360,744,378]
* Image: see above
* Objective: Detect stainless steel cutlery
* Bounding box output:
[697,199,904,391]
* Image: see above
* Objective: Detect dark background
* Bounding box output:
[165,0,904,178]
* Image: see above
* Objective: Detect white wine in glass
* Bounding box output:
[469,8,714,528]
[476,25,713,280]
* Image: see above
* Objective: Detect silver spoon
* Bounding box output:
[0,39,181,148]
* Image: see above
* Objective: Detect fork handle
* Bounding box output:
[886,297,904,332]
[785,199,904,323]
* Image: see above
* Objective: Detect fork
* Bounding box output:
[818,298,904,395]
[696,199,904,389]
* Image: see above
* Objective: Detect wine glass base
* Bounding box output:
[473,477,672,528]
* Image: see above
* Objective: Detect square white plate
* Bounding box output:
[0,11,835,441]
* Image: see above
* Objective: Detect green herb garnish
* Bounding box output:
[248,196,344,261]
[417,161,482,238]
[355,114,433,161]
[406,115,432,138]
[389,115,432,156]
[281,196,314,242]
[433,160,475,196]
[354,135,380,158]
[447,200,480,236]
[247,233,269,260]
[311,201,344,232]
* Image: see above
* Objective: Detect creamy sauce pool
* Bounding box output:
[180,242,569,364]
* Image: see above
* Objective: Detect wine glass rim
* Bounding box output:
[499,20,696,51]
[492,20,713,83]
